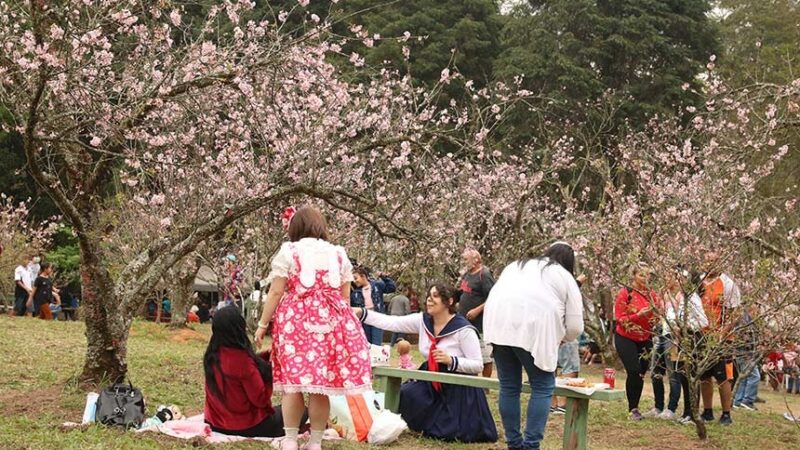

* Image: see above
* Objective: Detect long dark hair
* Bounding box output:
[203,306,271,398]
[518,242,575,275]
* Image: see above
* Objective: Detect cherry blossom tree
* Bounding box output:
[0,195,57,299]
[0,0,528,382]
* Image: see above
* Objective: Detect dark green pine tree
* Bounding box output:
[495,0,720,130]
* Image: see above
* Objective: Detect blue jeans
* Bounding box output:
[493,344,555,450]
[734,359,760,405]
[362,323,384,345]
[389,332,405,345]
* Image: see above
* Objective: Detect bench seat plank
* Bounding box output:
[373,367,624,401]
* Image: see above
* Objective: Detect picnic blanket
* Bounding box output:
[136,414,340,444]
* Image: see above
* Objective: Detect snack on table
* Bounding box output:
[566,379,593,388]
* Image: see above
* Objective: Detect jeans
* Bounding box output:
[493,344,554,450]
[651,335,669,411]
[668,361,691,417]
[362,323,384,345]
[13,294,27,316]
[733,360,760,405]
[389,332,405,345]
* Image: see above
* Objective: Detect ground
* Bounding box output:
[1,316,798,449]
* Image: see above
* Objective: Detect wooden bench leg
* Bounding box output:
[562,397,589,450]
[382,376,402,413]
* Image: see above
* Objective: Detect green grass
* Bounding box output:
[1,316,798,449]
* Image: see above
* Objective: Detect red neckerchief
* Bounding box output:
[424,327,443,391]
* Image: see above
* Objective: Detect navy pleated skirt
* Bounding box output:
[399,379,498,443]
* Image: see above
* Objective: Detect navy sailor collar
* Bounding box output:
[422,313,476,339]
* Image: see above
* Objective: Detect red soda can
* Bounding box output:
[603,368,616,388]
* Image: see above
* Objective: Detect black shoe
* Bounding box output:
[701,410,714,421]
[719,414,733,426]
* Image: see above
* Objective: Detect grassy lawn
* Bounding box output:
[1,315,798,449]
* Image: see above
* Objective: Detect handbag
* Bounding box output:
[95,380,146,429]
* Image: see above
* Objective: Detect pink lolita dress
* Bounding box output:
[267,238,372,395]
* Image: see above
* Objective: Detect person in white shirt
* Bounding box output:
[354,283,498,443]
[483,242,583,450]
[13,255,33,316]
[660,269,709,423]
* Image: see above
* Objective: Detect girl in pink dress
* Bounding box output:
[255,205,371,450]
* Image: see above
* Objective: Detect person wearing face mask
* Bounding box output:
[353,283,498,443]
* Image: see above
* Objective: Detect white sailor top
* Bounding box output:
[359,310,483,375]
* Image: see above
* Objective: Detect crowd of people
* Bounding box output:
[10,204,795,448]
[199,204,800,449]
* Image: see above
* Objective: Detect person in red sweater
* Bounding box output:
[614,262,659,421]
[204,306,307,437]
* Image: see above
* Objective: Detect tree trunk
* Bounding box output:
[170,265,199,328]
[78,239,130,384]
[688,376,708,439]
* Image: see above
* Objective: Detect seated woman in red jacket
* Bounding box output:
[204,306,307,437]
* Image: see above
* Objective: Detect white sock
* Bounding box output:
[308,429,324,445]
[283,427,299,441]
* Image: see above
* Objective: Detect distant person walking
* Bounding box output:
[13,255,33,316]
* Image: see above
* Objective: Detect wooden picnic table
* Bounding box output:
[373,366,624,450]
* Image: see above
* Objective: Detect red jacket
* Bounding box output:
[614,287,658,342]
[204,347,274,431]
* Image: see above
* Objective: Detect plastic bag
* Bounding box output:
[367,410,407,445]
[329,392,384,441]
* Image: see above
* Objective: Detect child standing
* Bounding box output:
[255,205,371,450]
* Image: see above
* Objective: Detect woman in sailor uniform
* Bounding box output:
[354,283,497,443]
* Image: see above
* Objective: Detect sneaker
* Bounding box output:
[629,409,644,421]
[554,406,566,415]
[701,410,714,422]
[642,407,662,418]
[740,403,758,411]
[719,414,733,426]
[657,409,677,420]
[679,415,694,425]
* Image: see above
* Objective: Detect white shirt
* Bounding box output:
[14,265,32,290]
[361,311,484,374]
[483,258,584,372]
[719,273,741,308]
[266,238,353,289]
[665,291,708,332]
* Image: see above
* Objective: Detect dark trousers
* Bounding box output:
[13,294,27,316]
[615,333,653,411]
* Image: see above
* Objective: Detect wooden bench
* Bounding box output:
[373,366,624,450]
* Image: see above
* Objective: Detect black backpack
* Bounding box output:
[95,381,146,429]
